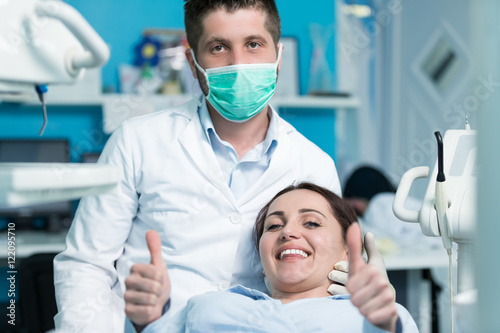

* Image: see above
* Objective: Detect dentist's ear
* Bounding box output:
[185,48,198,80]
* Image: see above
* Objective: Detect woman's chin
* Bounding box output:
[272,279,317,293]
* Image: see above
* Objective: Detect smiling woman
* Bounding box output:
[139,182,419,333]
[255,183,355,303]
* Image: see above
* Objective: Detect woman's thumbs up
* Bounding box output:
[345,223,399,332]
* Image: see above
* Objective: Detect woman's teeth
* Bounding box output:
[279,249,309,260]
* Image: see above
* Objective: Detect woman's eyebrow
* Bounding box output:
[266,211,284,218]
[298,208,326,218]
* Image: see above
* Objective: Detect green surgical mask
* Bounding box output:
[191,44,282,123]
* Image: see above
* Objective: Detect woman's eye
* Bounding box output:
[266,224,283,231]
[305,221,320,228]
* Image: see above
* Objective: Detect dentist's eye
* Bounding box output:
[212,45,225,53]
[305,221,320,228]
[248,42,260,49]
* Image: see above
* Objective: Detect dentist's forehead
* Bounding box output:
[199,8,273,42]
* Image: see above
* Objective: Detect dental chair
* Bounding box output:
[18,253,58,333]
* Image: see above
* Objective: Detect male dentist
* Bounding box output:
[54,1,383,332]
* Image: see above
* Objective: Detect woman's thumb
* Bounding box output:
[346,223,365,275]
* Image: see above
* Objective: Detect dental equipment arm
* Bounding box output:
[434,131,452,253]
[434,130,455,332]
[393,123,477,296]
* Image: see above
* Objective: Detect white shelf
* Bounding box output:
[1,93,360,108]
[271,95,360,109]
[0,93,103,105]
[0,163,118,208]
[1,93,360,133]
[1,93,192,106]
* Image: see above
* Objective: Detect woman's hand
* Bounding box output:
[345,223,398,332]
[124,230,171,329]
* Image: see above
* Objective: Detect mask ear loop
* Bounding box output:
[189,49,211,98]
[275,43,283,66]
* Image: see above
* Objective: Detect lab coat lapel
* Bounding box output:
[178,114,237,207]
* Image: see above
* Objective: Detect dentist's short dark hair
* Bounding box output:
[184,0,281,57]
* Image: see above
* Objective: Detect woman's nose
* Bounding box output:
[280,224,300,240]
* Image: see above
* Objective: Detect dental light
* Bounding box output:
[0,0,117,208]
[0,0,109,94]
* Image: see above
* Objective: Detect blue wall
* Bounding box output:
[0,0,337,159]
[0,104,106,162]
[66,0,337,95]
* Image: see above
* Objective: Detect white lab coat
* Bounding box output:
[53,95,341,332]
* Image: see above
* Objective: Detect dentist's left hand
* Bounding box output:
[125,230,171,329]
[328,229,394,298]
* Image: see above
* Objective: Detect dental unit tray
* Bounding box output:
[0,163,117,208]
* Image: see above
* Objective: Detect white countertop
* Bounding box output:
[383,245,453,270]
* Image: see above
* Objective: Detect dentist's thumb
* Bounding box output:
[346,222,365,275]
[146,230,166,268]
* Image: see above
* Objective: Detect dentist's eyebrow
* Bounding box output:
[244,34,268,44]
[202,36,230,49]
[299,208,326,218]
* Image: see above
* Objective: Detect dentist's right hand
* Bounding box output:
[125,230,171,328]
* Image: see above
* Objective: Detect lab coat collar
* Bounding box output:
[198,97,213,143]
[178,95,238,208]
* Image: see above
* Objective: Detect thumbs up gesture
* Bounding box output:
[125,230,171,328]
[345,223,398,332]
